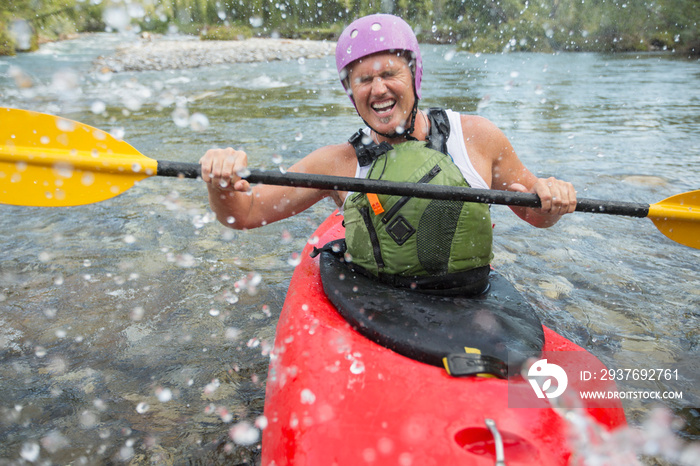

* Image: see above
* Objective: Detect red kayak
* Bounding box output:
[261,213,626,465]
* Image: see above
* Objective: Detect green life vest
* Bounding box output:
[343,130,494,283]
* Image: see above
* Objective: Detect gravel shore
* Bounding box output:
[94,37,336,72]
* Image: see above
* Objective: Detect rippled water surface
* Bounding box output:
[1,34,699,464]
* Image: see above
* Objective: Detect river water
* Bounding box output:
[0,34,698,464]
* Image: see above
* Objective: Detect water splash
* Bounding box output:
[19,442,40,462]
[559,400,699,465]
[189,112,209,132]
[300,388,316,405]
[172,107,189,128]
[103,6,130,33]
[155,387,172,403]
[135,402,149,414]
[229,420,260,445]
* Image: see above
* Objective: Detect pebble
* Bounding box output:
[94,37,336,72]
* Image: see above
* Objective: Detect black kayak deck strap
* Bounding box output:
[320,250,545,376]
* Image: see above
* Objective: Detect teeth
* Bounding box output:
[372,100,395,111]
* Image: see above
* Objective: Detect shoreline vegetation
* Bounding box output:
[1,1,699,59]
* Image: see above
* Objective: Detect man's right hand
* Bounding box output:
[199,147,251,192]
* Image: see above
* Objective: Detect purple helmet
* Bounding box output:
[336,14,423,101]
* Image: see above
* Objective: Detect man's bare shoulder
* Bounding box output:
[459,114,504,140]
[459,114,512,157]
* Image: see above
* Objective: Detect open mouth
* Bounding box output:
[371,99,396,116]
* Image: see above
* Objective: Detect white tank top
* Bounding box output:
[344,109,489,209]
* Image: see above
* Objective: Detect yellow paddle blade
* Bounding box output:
[647,190,700,249]
[0,107,158,207]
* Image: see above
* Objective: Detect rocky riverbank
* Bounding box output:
[94,37,336,72]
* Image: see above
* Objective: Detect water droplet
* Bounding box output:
[190,112,209,132]
[255,415,268,430]
[204,379,220,395]
[225,327,241,341]
[51,69,80,94]
[294,132,303,141]
[110,127,125,140]
[91,100,106,114]
[35,346,47,358]
[40,430,69,454]
[56,119,75,132]
[300,388,316,405]
[79,410,98,428]
[54,163,73,179]
[209,309,220,317]
[172,107,189,127]
[9,19,32,50]
[222,289,239,305]
[287,252,301,267]
[272,154,283,164]
[103,6,130,32]
[174,254,196,268]
[119,445,134,461]
[249,16,263,28]
[130,306,144,321]
[20,442,40,462]
[280,229,293,244]
[350,359,365,374]
[156,387,172,402]
[127,2,145,18]
[229,420,259,445]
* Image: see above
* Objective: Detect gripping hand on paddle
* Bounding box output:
[199,147,257,228]
[509,177,577,227]
[199,147,251,192]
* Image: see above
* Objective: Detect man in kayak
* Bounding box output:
[200,14,576,293]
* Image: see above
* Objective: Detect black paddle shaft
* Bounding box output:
[156,161,650,218]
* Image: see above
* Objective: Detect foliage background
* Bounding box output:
[1,1,698,55]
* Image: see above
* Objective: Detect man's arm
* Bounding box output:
[199,143,356,229]
[462,115,576,228]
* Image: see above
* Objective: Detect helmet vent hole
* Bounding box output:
[350,29,359,38]
[371,23,382,31]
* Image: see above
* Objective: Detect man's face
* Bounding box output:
[347,52,415,136]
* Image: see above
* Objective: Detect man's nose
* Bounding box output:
[371,77,388,94]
